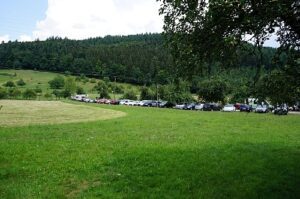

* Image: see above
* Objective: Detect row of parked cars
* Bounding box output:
[71,95,292,115]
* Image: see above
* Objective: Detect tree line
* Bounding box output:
[0,33,277,86]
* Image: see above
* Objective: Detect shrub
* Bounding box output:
[48,76,65,89]
[122,89,137,100]
[3,81,15,87]
[94,80,110,98]
[16,79,26,86]
[140,86,155,100]
[90,78,96,83]
[44,93,52,99]
[0,87,8,99]
[22,89,37,99]
[76,86,85,94]
[8,88,22,99]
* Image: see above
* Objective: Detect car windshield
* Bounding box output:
[225,104,233,107]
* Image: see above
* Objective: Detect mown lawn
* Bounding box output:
[0,100,300,198]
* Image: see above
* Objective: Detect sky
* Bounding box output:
[0,0,278,47]
[0,0,163,42]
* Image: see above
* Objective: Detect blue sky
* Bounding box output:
[0,0,47,41]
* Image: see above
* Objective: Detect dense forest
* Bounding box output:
[0,33,278,86]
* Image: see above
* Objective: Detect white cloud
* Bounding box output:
[19,35,33,42]
[32,0,163,40]
[0,34,10,43]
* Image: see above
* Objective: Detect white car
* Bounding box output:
[222,104,236,112]
[175,104,186,109]
[119,99,130,105]
[124,100,135,106]
[195,103,204,110]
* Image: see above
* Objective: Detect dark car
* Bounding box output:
[159,101,175,108]
[142,100,155,107]
[274,105,288,115]
[240,104,252,112]
[183,103,196,110]
[203,103,222,111]
[151,101,162,107]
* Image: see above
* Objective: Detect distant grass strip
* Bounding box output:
[0,100,125,126]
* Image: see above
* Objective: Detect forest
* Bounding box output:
[0,33,277,86]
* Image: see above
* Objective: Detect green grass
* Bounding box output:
[0,100,125,126]
[0,100,300,198]
[0,69,140,99]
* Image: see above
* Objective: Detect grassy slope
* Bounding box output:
[0,69,139,99]
[0,100,125,126]
[0,101,299,198]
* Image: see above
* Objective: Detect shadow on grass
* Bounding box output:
[98,142,300,199]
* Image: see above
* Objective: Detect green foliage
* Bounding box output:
[52,90,62,99]
[8,88,22,99]
[197,78,228,103]
[0,87,8,99]
[44,93,52,99]
[122,89,137,100]
[90,78,96,83]
[3,81,15,87]
[34,87,43,94]
[76,86,85,94]
[16,79,26,86]
[64,77,76,95]
[159,80,193,103]
[48,76,65,89]
[158,0,298,78]
[140,86,155,100]
[22,89,37,99]
[94,80,110,98]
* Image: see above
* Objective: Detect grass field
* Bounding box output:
[0,69,140,99]
[0,100,300,198]
[0,100,125,126]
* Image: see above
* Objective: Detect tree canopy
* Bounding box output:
[158,0,299,77]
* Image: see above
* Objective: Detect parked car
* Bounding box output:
[222,104,236,112]
[183,103,196,110]
[142,100,155,107]
[124,100,135,106]
[234,103,241,110]
[119,99,130,105]
[255,105,269,113]
[109,100,119,105]
[195,103,204,111]
[203,103,222,111]
[239,104,252,112]
[175,103,186,109]
[159,101,175,108]
[150,101,161,107]
[274,104,288,115]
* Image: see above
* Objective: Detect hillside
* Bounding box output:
[0,34,277,85]
[0,69,140,100]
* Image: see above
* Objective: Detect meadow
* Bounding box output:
[0,100,300,198]
[0,69,140,99]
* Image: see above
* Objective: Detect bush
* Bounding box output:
[34,87,43,94]
[44,93,52,99]
[0,87,8,99]
[94,80,110,98]
[90,78,96,83]
[3,81,15,87]
[23,89,37,99]
[76,86,85,94]
[8,88,22,99]
[16,79,26,86]
[140,86,155,100]
[48,76,65,89]
[197,78,228,103]
[122,89,137,100]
